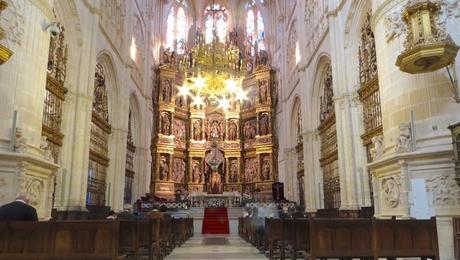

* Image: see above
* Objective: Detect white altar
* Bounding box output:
[190,191,242,208]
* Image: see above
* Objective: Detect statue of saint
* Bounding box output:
[161,113,170,135]
[259,114,269,136]
[162,80,171,102]
[192,161,201,183]
[230,161,238,183]
[159,156,168,180]
[228,120,237,140]
[262,157,270,181]
[210,120,220,139]
[259,80,269,103]
[193,120,201,140]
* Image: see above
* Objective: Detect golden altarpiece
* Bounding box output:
[150,31,277,200]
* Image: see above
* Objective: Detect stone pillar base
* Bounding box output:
[0,151,58,220]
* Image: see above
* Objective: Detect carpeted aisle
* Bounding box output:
[164,235,267,260]
[202,207,230,234]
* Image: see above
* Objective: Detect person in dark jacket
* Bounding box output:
[0,193,38,221]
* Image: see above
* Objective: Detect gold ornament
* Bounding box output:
[396,0,459,74]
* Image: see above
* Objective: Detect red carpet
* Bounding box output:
[202,207,230,234]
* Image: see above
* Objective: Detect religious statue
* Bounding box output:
[230,161,238,183]
[40,136,53,162]
[172,158,185,182]
[159,156,168,180]
[370,135,384,161]
[244,159,257,183]
[173,119,185,141]
[192,161,202,183]
[162,47,171,64]
[228,120,238,140]
[259,113,270,136]
[259,80,269,103]
[261,157,270,181]
[208,120,222,140]
[210,171,222,194]
[162,79,171,102]
[243,121,256,140]
[193,119,201,140]
[161,113,170,135]
[257,50,269,66]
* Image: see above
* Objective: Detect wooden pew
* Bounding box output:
[306,218,374,260]
[118,220,140,259]
[267,218,285,260]
[284,218,309,260]
[454,217,460,260]
[0,221,49,260]
[46,220,123,260]
[373,217,439,260]
[0,217,194,260]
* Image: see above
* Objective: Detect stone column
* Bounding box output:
[370,1,460,258]
[327,7,369,212]
[53,0,101,219]
[302,130,321,213]
[0,0,58,219]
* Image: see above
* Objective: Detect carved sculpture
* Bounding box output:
[259,79,269,103]
[172,158,186,182]
[261,156,270,181]
[382,177,400,208]
[259,113,270,136]
[193,119,202,140]
[40,136,53,162]
[162,79,171,102]
[161,113,170,135]
[395,123,411,153]
[370,135,384,161]
[26,178,42,208]
[228,120,238,140]
[159,155,168,180]
[14,127,27,153]
[192,160,202,183]
[244,120,256,140]
[173,119,186,141]
[230,161,238,183]
[384,11,405,43]
[244,158,257,183]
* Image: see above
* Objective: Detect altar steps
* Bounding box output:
[202,207,230,234]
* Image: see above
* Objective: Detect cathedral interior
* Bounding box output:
[1,0,460,259]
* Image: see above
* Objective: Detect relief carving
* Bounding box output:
[26,178,43,208]
[384,10,406,43]
[381,177,400,208]
[244,158,257,183]
[426,173,460,207]
[172,158,185,182]
[0,0,24,47]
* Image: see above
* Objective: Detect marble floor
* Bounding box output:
[165,235,268,260]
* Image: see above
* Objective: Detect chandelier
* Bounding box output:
[176,4,246,110]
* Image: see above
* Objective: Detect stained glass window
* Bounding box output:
[246,3,265,56]
[166,3,187,54]
[204,4,228,44]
